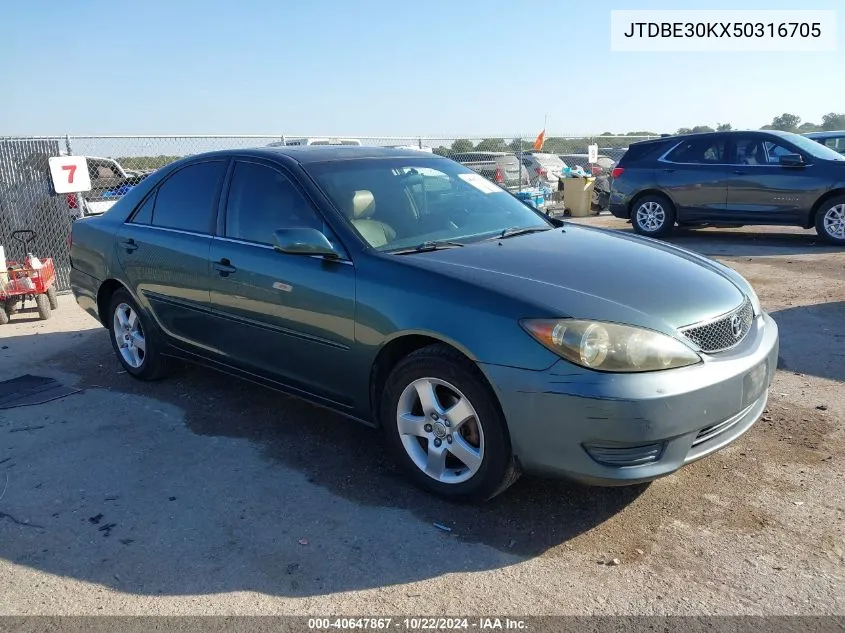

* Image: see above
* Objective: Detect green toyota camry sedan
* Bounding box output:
[69,146,779,502]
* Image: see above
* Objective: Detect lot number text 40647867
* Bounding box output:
[307,617,527,630]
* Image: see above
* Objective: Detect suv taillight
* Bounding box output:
[67,192,78,209]
[494,167,505,183]
[535,167,547,178]
[611,167,624,179]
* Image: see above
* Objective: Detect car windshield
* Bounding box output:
[307,157,551,251]
[784,133,845,161]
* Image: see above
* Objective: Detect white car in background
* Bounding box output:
[520,152,567,190]
[267,137,362,147]
[384,145,434,153]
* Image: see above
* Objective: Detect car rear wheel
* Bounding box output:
[632,194,675,237]
[815,196,845,245]
[107,288,171,380]
[381,344,520,502]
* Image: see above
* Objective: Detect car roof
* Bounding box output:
[628,129,808,146]
[178,145,441,166]
[805,130,845,138]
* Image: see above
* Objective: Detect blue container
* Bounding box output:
[515,188,545,209]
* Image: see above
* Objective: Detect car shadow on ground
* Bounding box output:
[0,329,647,598]
[578,219,838,258]
[771,301,845,382]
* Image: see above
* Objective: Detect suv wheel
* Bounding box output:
[815,196,845,245]
[632,194,675,237]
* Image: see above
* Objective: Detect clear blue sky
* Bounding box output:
[1,0,842,137]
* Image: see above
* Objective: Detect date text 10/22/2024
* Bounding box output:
[308,618,528,630]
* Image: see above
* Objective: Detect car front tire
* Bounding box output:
[107,288,171,380]
[815,195,845,245]
[381,344,520,502]
[631,193,675,237]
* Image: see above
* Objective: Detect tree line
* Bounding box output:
[434,112,845,155]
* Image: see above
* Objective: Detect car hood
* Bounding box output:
[396,224,749,335]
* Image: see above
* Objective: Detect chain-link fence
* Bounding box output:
[0,134,660,293]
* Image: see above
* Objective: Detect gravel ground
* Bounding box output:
[0,219,843,616]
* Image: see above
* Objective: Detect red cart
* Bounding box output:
[0,230,59,325]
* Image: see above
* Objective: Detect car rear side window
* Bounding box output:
[665,138,727,164]
[151,161,227,234]
[225,161,322,245]
[130,192,156,225]
[618,141,671,165]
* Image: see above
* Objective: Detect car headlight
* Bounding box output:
[521,319,702,372]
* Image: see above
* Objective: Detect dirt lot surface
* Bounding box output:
[0,218,843,616]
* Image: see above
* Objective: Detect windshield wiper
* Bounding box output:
[391,240,466,255]
[494,225,553,240]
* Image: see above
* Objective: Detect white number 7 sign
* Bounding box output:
[48,155,92,194]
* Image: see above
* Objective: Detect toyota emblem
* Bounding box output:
[730,314,743,339]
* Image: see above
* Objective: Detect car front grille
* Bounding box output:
[678,298,754,353]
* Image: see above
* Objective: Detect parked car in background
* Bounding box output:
[69,157,154,218]
[558,153,617,176]
[609,130,845,244]
[267,137,363,147]
[804,130,845,155]
[519,152,566,190]
[70,146,778,502]
[451,151,530,191]
[384,145,434,153]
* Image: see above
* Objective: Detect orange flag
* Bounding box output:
[533,129,545,151]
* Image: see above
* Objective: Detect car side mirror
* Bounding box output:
[272,227,341,259]
[780,153,804,167]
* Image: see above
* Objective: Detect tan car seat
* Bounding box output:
[349,190,396,247]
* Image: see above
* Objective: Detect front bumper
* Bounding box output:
[479,312,779,485]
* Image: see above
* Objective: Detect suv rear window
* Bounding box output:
[617,140,673,165]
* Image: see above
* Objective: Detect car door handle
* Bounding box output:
[733,170,746,175]
[213,258,237,276]
[120,238,138,252]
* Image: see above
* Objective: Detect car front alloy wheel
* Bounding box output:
[381,344,519,501]
[396,377,485,485]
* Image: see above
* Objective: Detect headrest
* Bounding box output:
[352,190,375,219]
